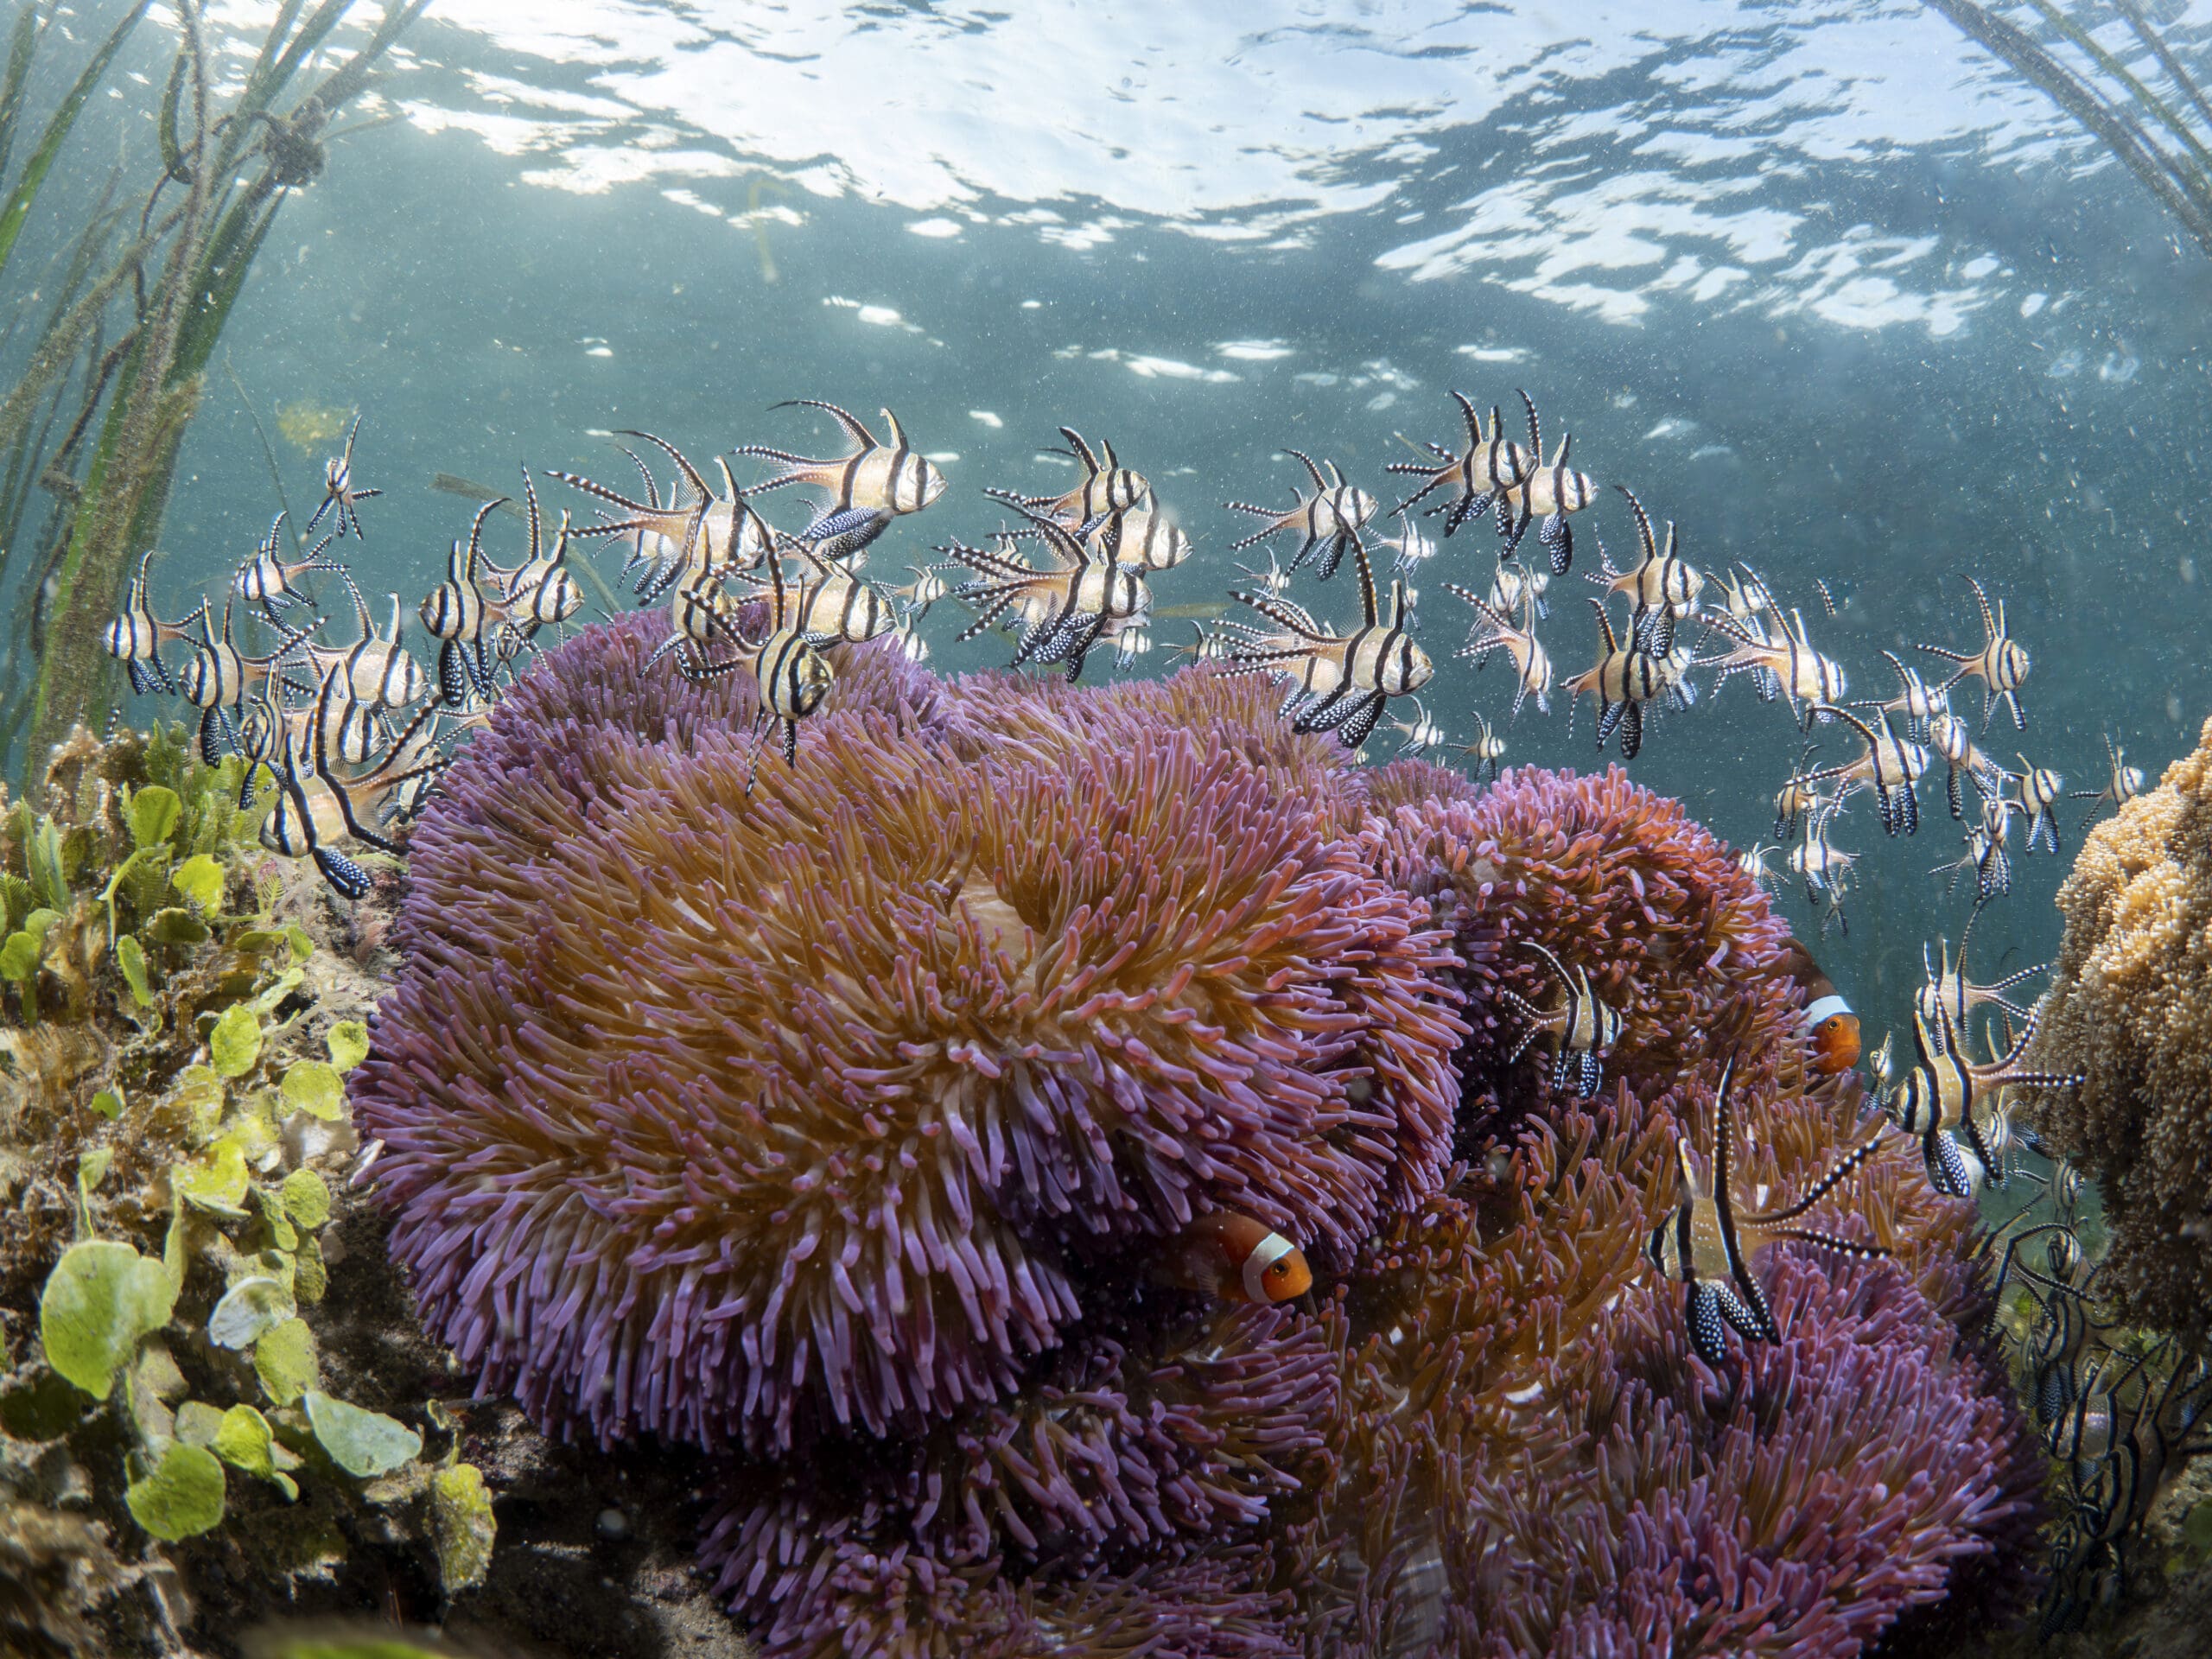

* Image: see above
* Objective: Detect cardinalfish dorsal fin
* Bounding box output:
[463,498,505,580]
[339,569,374,640]
[1518,387,1543,456]
[1618,484,1657,565]
[1058,425,1101,475]
[1451,389,1484,450]
[620,429,713,512]
[771,397,876,449]
[519,465,547,562]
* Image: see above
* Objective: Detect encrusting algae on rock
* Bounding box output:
[2029,713,2212,1335]
[346,612,2046,1658]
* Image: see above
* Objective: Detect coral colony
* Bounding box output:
[352,610,2044,1657]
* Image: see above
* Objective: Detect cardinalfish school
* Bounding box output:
[98,371,2133,1360]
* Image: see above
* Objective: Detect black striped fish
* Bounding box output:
[1796,704,1928,837]
[747,625,836,778]
[1644,1052,1890,1365]
[1931,798,2015,907]
[233,512,341,622]
[1454,710,1507,781]
[1223,538,1430,747]
[744,538,900,647]
[309,668,448,852]
[2042,1338,2212,1633]
[943,504,1152,682]
[1498,941,1622,1096]
[1789,795,1856,937]
[1386,391,1531,536]
[417,498,506,707]
[553,431,774,599]
[1002,426,1147,528]
[177,594,314,762]
[1216,592,1344,721]
[1916,931,2045,1043]
[101,548,207,696]
[1561,596,1694,761]
[1925,710,2005,821]
[482,470,585,660]
[304,412,382,541]
[1495,389,1598,572]
[2004,754,2065,854]
[1694,568,1847,730]
[1445,586,1553,717]
[1918,574,2031,733]
[1703,563,1780,701]
[2071,734,2145,826]
[1224,449,1376,582]
[298,575,429,711]
[1595,486,1702,654]
[733,400,946,551]
[260,670,442,899]
[1087,496,1191,573]
[234,690,300,808]
[643,569,747,678]
[1885,1000,2081,1196]
[1853,650,1948,746]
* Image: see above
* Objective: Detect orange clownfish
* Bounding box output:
[1778,934,1859,1074]
[1152,1211,1314,1305]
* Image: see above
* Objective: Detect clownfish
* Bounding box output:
[1152,1211,1313,1306]
[1777,933,1859,1074]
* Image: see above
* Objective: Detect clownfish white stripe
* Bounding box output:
[1242,1231,1297,1305]
[1803,994,1853,1030]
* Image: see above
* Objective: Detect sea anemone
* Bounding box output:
[361,638,2044,1655]
[1363,766,1806,1131]
[700,1304,1332,1653]
[355,625,1465,1458]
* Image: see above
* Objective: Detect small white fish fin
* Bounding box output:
[548,468,661,521]
[465,497,505,580]
[1287,448,1330,494]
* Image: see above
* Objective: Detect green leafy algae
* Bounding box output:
[39,1241,177,1400]
[124,1441,225,1541]
[303,1391,421,1479]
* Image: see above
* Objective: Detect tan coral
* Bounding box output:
[2030,715,2212,1332]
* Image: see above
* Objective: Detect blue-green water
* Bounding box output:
[30,0,2192,1023]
